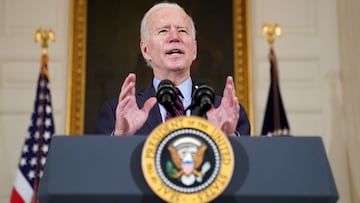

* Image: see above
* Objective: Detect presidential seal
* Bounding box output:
[142,116,234,203]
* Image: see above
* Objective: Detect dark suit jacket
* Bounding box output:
[95,84,251,135]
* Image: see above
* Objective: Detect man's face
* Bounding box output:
[140,7,197,79]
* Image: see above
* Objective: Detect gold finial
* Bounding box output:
[261,21,282,47]
[34,27,56,54]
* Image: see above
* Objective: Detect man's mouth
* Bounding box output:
[166,49,184,55]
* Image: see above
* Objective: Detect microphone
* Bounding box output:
[187,84,215,116]
[156,80,177,117]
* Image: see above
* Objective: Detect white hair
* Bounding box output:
[140,2,196,41]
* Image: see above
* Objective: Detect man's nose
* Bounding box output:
[168,30,180,42]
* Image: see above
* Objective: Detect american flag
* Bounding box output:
[10,54,55,203]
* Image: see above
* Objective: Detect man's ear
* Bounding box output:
[140,41,151,61]
[192,40,197,60]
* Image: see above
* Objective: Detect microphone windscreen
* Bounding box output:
[156,79,176,106]
[193,84,215,116]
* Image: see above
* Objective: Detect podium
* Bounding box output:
[38,135,338,203]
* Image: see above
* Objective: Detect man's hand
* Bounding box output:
[207,76,240,136]
[114,73,157,135]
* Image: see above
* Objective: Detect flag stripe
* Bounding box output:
[10,188,24,203]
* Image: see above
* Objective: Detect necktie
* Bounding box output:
[165,88,185,120]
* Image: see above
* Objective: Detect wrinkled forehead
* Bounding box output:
[147,7,192,30]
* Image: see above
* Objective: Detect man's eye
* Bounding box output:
[179,29,187,33]
[159,29,168,34]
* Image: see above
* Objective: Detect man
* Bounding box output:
[95,2,250,136]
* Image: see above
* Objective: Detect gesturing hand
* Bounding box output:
[206,76,240,136]
[113,73,157,135]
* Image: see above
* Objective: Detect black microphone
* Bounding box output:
[187,84,215,116]
[156,80,177,117]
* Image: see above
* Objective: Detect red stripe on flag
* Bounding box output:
[10,188,25,203]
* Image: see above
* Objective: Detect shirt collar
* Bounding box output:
[153,77,192,103]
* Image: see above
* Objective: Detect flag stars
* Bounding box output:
[41,157,46,166]
[46,104,52,114]
[32,144,39,153]
[42,145,49,153]
[45,118,51,128]
[28,170,35,179]
[20,158,27,166]
[44,131,51,140]
[30,158,37,166]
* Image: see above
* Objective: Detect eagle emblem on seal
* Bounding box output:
[166,137,211,186]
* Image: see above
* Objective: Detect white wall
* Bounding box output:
[250,0,354,202]
[337,0,360,202]
[0,0,69,202]
[0,0,357,202]
[251,0,339,140]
